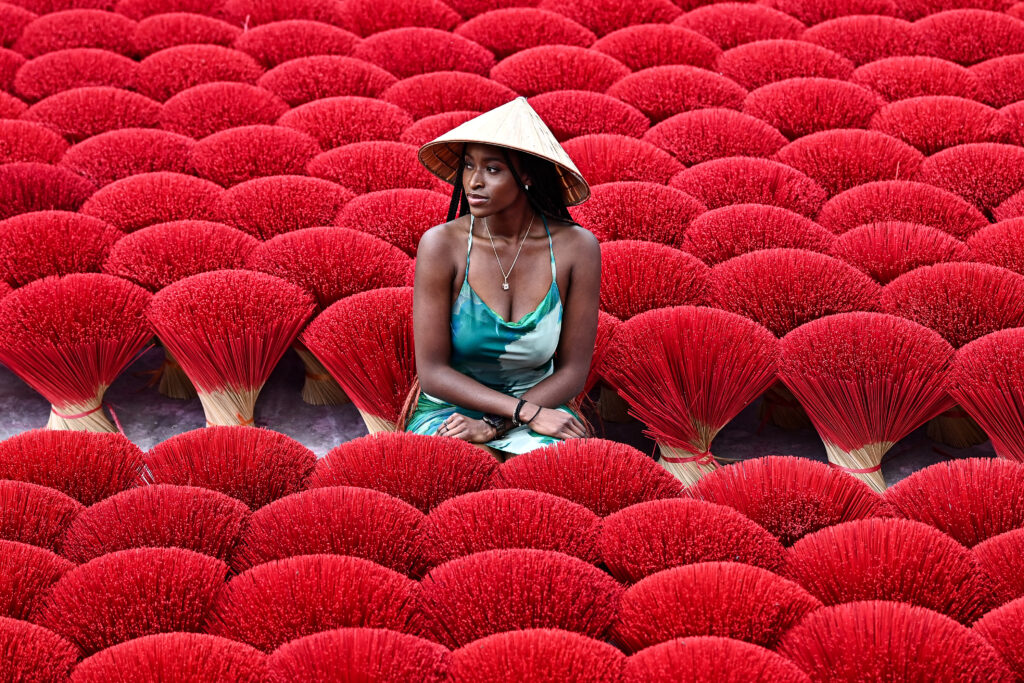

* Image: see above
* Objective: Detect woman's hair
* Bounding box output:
[446,142,577,224]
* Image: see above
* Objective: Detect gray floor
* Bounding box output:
[0,347,994,486]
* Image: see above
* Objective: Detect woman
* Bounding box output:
[402,97,601,457]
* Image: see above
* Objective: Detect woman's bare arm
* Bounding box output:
[413,225,523,418]
[520,226,601,409]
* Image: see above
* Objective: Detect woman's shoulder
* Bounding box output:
[417,215,471,256]
[547,217,600,256]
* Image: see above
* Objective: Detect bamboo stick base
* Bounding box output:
[759,383,812,430]
[47,393,115,432]
[295,347,350,406]
[158,351,197,400]
[597,385,633,423]
[359,410,397,434]
[823,441,891,493]
[927,410,989,448]
[199,388,260,427]
[658,444,719,487]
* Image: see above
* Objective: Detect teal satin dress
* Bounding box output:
[404,212,578,454]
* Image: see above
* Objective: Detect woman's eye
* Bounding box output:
[487,167,498,173]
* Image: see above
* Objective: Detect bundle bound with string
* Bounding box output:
[302,287,415,433]
[0,273,152,432]
[710,248,882,430]
[147,269,315,427]
[882,261,1024,447]
[246,227,413,406]
[778,312,955,492]
[599,306,779,485]
[102,219,259,400]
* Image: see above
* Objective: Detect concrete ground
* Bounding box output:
[0,347,995,487]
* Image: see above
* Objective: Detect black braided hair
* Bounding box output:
[445,144,578,224]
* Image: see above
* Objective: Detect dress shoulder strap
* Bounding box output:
[540,213,555,279]
[465,214,474,275]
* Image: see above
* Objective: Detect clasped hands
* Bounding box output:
[435,401,587,443]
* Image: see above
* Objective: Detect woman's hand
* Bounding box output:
[523,405,587,439]
[436,414,497,444]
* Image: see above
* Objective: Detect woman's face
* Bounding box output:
[461,143,531,216]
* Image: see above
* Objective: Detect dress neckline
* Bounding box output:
[462,213,560,326]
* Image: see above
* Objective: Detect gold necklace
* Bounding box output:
[483,211,535,291]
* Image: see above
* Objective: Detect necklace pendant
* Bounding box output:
[502,282,509,290]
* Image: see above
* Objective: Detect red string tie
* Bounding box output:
[829,462,882,474]
[662,450,718,467]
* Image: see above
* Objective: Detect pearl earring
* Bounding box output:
[524,184,530,190]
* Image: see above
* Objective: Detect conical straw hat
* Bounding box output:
[418,96,590,206]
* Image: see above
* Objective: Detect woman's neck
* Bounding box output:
[479,200,536,240]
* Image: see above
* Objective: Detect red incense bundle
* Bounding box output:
[0,540,73,622]
[882,262,1024,447]
[787,518,995,624]
[0,429,142,506]
[103,219,259,399]
[300,287,414,433]
[449,629,625,683]
[423,489,601,569]
[146,270,315,427]
[61,484,250,564]
[599,306,779,485]
[829,221,969,284]
[205,554,421,653]
[247,227,413,406]
[778,312,954,491]
[0,480,83,555]
[624,637,810,683]
[492,438,683,516]
[883,458,1024,548]
[614,562,822,653]
[974,598,1024,680]
[0,617,78,683]
[36,547,227,656]
[598,240,710,320]
[688,455,885,546]
[419,548,622,648]
[70,633,269,683]
[231,486,425,576]
[949,329,1024,462]
[268,628,446,683]
[682,204,835,266]
[973,528,1024,605]
[777,601,1013,681]
[144,426,315,511]
[0,273,152,432]
[310,432,497,513]
[711,248,882,430]
[0,210,121,289]
[599,498,788,583]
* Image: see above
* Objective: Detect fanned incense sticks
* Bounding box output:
[600,306,778,485]
[0,274,152,432]
[146,270,315,427]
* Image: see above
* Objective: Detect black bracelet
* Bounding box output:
[526,404,543,424]
[512,398,527,426]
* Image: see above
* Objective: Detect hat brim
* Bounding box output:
[419,139,590,207]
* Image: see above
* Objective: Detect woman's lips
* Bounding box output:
[468,195,488,205]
